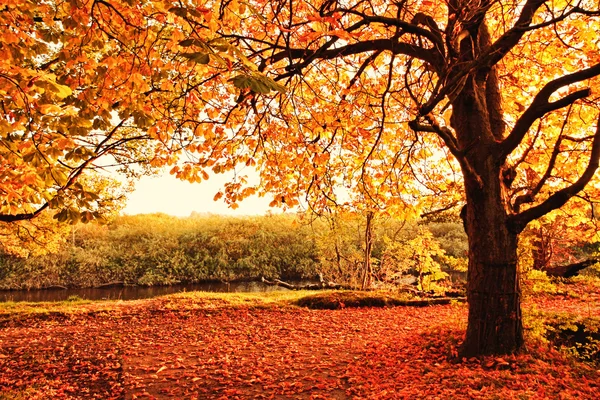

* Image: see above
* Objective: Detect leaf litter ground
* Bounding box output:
[0,285,598,399]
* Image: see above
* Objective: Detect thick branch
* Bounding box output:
[0,204,49,223]
[545,258,600,278]
[271,39,439,79]
[482,0,553,68]
[498,62,600,161]
[333,8,445,53]
[509,116,600,233]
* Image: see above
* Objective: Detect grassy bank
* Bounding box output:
[0,289,429,320]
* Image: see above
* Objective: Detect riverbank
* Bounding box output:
[0,283,598,399]
[0,279,325,303]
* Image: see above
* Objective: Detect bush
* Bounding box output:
[523,269,557,295]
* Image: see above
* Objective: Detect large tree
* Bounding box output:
[3,0,600,357]
[173,0,600,356]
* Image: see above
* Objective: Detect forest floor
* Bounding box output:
[0,281,598,399]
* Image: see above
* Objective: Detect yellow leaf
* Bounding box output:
[49,82,72,99]
[39,104,62,114]
[156,365,167,374]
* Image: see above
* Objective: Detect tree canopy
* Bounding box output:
[6,0,598,218]
[165,0,600,220]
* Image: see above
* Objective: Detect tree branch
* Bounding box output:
[513,136,563,212]
[420,201,460,219]
[0,121,127,223]
[271,39,439,80]
[481,0,555,69]
[497,62,600,162]
[512,120,543,172]
[513,105,573,212]
[508,115,600,233]
[332,8,445,53]
[408,117,459,156]
[346,50,382,92]
[0,204,49,223]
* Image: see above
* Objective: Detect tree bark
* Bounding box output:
[454,110,524,355]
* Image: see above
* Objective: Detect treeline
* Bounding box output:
[0,212,469,290]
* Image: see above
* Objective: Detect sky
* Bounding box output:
[122,173,273,217]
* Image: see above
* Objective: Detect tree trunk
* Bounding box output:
[449,20,524,353]
[458,165,524,356]
[453,115,524,356]
[361,211,374,290]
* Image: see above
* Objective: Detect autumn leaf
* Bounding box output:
[156,365,167,374]
[181,52,210,64]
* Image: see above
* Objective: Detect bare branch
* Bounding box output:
[420,201,460,219]
[346,50,383,92]
[512,120,543,171]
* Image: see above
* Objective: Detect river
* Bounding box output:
[0,281,295,303]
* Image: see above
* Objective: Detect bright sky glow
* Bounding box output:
[122,173,273,216]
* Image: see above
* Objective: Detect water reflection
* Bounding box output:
[0,281,293,303]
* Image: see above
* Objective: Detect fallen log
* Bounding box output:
[260,277,354,291]
[545,258,599,278]
[94,281,125,289]
[396,297,467,307]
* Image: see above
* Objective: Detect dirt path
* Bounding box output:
[0,297,598,399]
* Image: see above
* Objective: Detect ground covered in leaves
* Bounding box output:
[0,282,599,399]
